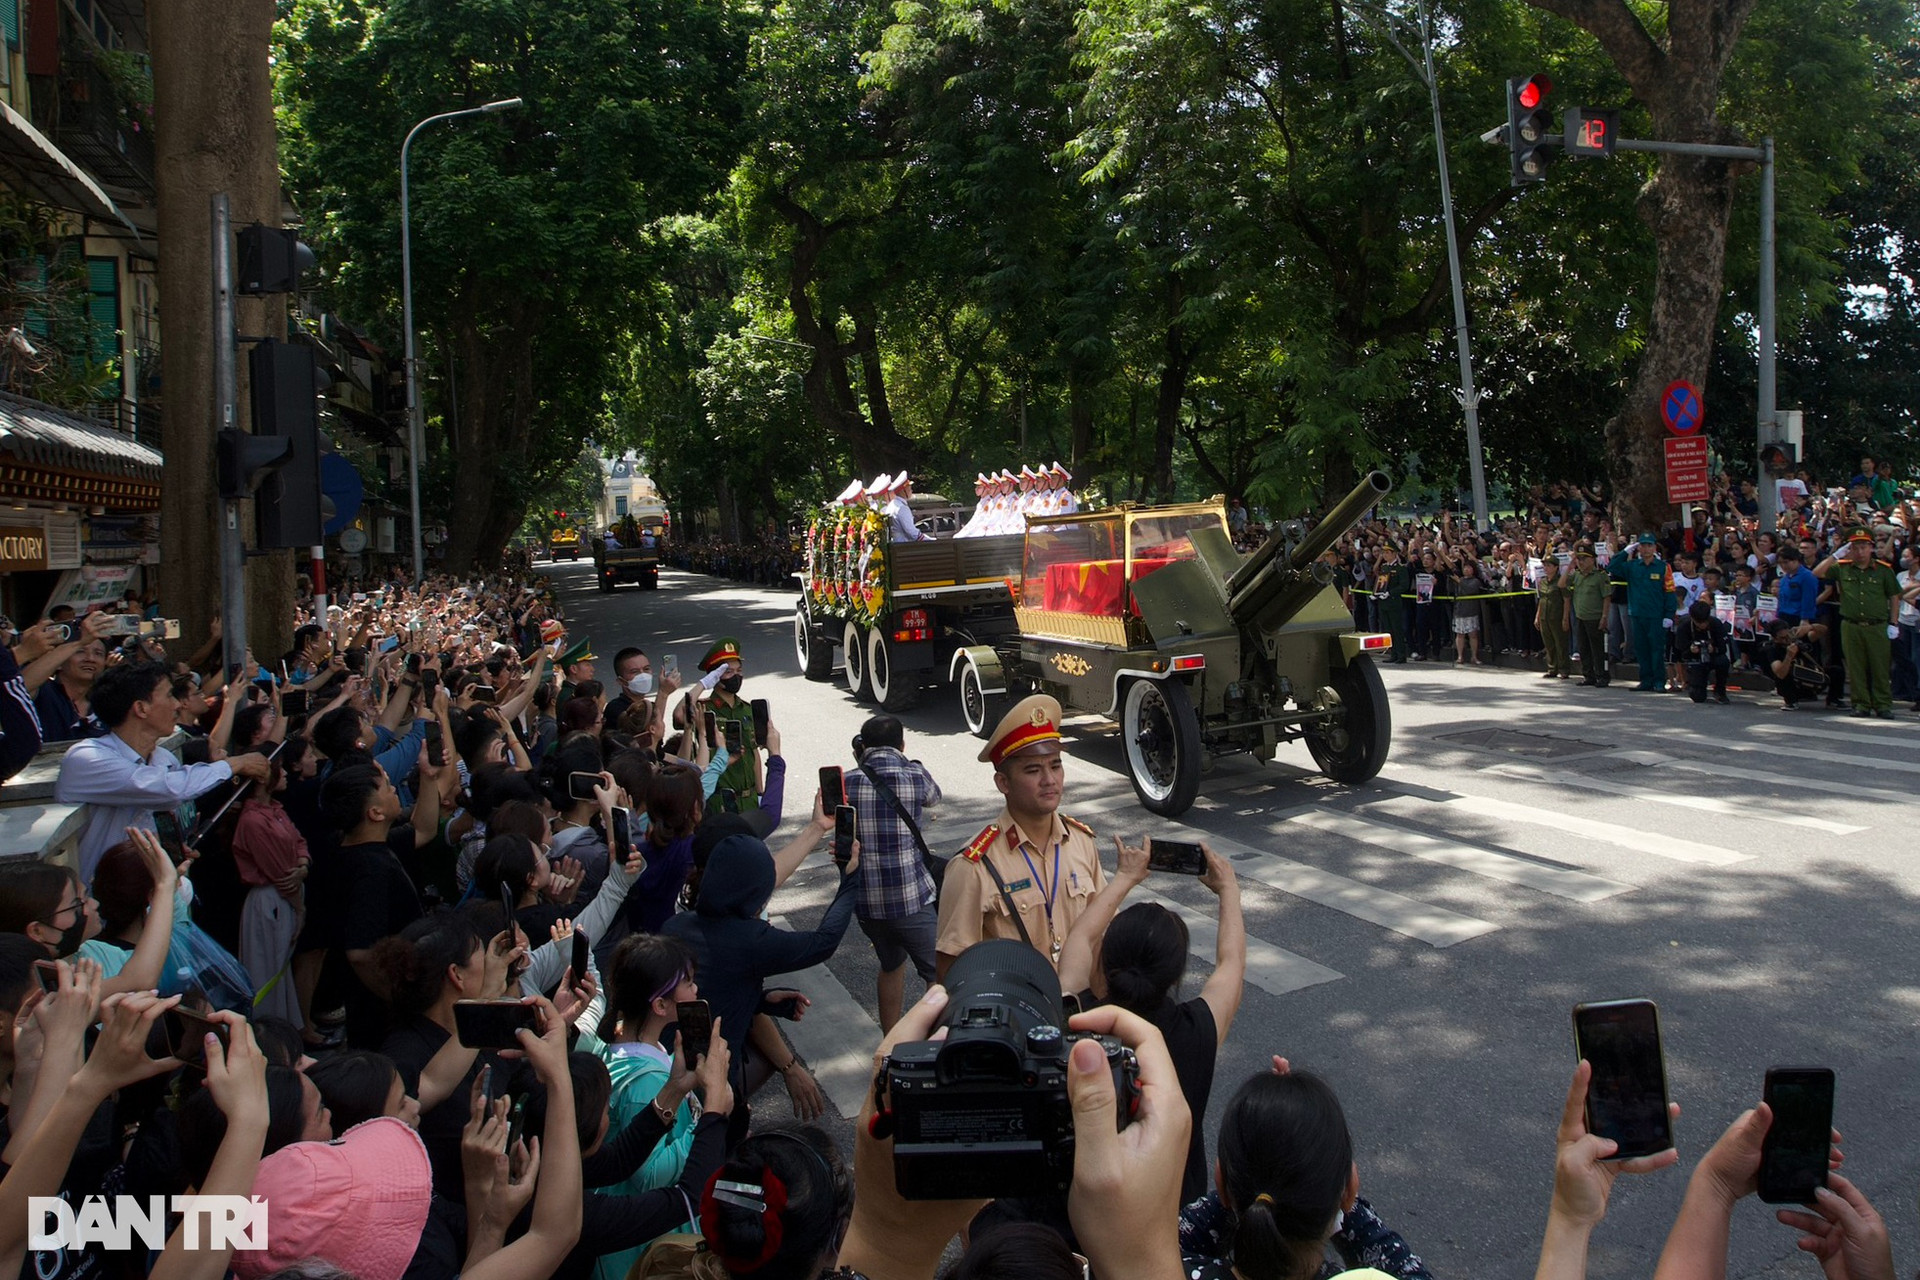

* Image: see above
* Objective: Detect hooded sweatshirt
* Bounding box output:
[661,835,861,1091]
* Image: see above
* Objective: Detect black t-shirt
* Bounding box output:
[385,1015,492,1201]
[1078,991,1218,1206]
[0,1096,121,1280]
[330,836,425,1048]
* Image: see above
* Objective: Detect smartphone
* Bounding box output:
[750,698,769,745]
[702,710,718,747]
[718,787,739,814]
[453,999,539,1050]
[506,1095,528,1154]
[571,928,591,984]
[662,653,678,681]
[163,1006,228,1067]
[498,882,517,931]
[32,959,58,994]
[1146,838,1208,876]
[676,999,713,1072]
[567,771,602,802]
[819,765,845,809]
[421,668,439,692]
[609,805,634,867]
[1758,1067,1835,1205]
[723,718,743,754]
[406,653,423,675]
[1571,999,1673,1159]
[763,994,802,1020]
[425,721,445,768]
[152,810,189,863]
[470,684,497,705]
[48,622,76,644]
[833,804,856,868]
[280,687,312,716]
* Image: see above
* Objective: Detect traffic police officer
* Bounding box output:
[1622,533,1676,691]
[935,693,1105,978]
[698,636,759,807]
[1815,529,1902,718]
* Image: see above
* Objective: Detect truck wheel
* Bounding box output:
[842,622,873,701]
[598,571,613,593]
[867,630,922,711]
[959,657,1006,739]
[794,603,833,682]
[1122,677,1202,817]
[641,574,658,590]
[1306,654,1391,784]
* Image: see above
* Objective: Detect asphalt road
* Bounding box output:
[543,560,1920,1280]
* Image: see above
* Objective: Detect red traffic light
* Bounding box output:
[1517,75,1551,110]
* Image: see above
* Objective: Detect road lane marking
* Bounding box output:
[1287,811,1631,903]
[1608,749,1913,807]
[767,915,885,1119]
[1128,886,1344,997]
[1472,763,1851,840]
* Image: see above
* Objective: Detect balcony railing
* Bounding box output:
[52,58,155,196]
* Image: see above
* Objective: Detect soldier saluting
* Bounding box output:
[1814,527,1902,718]
[935,694,1106,978]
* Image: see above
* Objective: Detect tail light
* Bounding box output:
[892,609,933,643]
[1358,633,1392,650]
[1169,654,1206,672]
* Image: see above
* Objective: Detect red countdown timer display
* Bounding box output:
[1564,108,1620,158]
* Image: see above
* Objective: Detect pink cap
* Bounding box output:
[231,1118,433,1280]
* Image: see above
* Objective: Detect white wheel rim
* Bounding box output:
[1124,681,1176,803]
[869,631,889,697]
[962,664,985,732]
[844,624,865,688]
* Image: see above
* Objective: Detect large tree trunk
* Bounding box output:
[1606,154,1738,534]
[442,290,539,572]
[152,0,287,656]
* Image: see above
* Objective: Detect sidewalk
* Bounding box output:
[1396,647,1805,697]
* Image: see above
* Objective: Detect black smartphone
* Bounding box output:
[470,684,497,705]
[1571,999,1673,1158]
[571,928,591,984]
[819,765,845,809]
[567,771,602,802]
[425,721,445,768]
[750,698,769,745]
[609,805,634,866]
[719,787,739,814]
[152,810,189,863]
[32,959,58,994]
[723,717,743,754]
[163,1006,228,1067]
[422,668,439,692]
[833,804,856,868]
[1758,1067,1836,1205]
[1147,838,1208,876]
[453,999,539,1051]
[702,709,718,747]
[506,1095,528,1153]
[49,622,76,643]
[406,652,423,675]
[498,882,517,930]
[676,999,713,1072]
[763,994,802,1020]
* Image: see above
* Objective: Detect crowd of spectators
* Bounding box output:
[0,459,1906,1280]
[661,536,801,587]
[1289,465,1920,713]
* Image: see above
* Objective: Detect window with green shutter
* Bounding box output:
[85,257,118,365]
[0,0,17,50]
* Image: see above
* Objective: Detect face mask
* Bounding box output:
[720,674,744,695]
[47,909,85,959]
[627,672,654,697]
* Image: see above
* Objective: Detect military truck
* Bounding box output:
[794,494,1023,711]
[593,525,662,591]
[951,473,1394,816]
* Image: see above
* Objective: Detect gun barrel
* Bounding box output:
[1226,471,1391,628]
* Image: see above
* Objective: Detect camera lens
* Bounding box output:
[936,940,1065,1084]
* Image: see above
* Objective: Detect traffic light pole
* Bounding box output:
[1612,136,1777,532]
[213,193,249,680]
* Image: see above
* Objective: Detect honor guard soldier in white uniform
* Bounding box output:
[835,479,866,508]
[1047,461,1078,515]
[956,474,990,538]
[935,694,1106,978]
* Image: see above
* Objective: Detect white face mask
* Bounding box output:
[627,671,654,697]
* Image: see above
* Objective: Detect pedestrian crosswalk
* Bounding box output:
[759,708,1910,1118]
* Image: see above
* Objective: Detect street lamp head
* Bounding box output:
[482,97,524,113]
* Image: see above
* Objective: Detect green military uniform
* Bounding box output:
[699,637,759,809]
[1622,543,1676,690]
[1377,556,1412,663]
[555,637,597,705]
[1535,568,1572,677]
[1569,558,1612,686]
[1828,543,1901,715]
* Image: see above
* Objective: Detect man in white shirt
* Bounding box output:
[885,473,933,542]
[56,659,272,882]
[956,474,991,538]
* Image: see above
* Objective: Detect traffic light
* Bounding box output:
[216,429,291,500]
[236,226,316,295]
[249,339,328,548]
[1507,75,1556,185]
[1563,107,1619,158]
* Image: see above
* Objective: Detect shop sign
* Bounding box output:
[0,524,48,571]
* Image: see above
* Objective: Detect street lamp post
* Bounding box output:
[400,96,523,581]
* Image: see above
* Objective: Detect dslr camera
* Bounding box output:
[884,939,1139,1200]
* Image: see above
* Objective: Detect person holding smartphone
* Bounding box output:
[842,715,944,1032]
[696,638,759,812]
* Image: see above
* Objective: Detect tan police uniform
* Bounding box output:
[935,695,1106,967]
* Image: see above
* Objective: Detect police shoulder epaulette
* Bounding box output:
[1062,815,1096,838]
[960,825,999,862]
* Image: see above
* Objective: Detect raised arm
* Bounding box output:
[1195,844,1245,1047]
[1057,836,1148,996]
